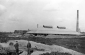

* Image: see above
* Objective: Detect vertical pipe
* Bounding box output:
[76,10,79,32]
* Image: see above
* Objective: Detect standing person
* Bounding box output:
[14,41,19,55]
[27,41,31,55]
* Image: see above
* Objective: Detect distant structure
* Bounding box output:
[57,26,66,29]
[27,10,82,36]
[43,25,53,28]
[14,30,28,35]
[76,10,80,32]
[37,24,38,28]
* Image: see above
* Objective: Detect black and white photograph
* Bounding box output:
[0,0,85,55]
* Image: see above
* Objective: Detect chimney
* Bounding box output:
[76,10,80,32]
[37,24,38,28]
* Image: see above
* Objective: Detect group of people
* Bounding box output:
[9,41,32,55]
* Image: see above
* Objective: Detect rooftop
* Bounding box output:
[27,29,81,35]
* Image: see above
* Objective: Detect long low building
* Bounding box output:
[27,29,82,35]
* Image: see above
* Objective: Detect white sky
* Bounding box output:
[0,0,85,32]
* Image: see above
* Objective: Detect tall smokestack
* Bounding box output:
[76,10,79,32]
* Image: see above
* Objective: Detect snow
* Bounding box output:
[0,40,85,55]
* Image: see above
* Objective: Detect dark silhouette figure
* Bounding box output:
[27,41,32,55]
[14,41,19,55]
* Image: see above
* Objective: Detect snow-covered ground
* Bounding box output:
[17,40,85,55]
[29,41,85,55]
[0,40,85,55]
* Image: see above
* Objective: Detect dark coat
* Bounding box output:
[14,43,19,49]
[27,42,31,48]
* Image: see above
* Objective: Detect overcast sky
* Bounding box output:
[0,0,85,32]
